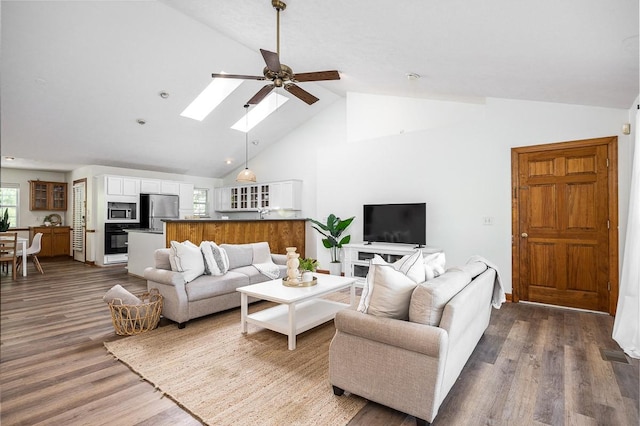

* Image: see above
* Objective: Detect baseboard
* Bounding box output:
[506,293,512,302]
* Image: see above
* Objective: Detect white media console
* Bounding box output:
[343,242,443,284]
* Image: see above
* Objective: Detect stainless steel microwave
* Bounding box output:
[107,202,136,220]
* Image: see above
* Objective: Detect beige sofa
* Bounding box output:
[144,242,287,328]
[329,262,500,425]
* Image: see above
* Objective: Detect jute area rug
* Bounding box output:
[104,300,366,426]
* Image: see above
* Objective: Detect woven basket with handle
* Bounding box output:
[108,288,163,335]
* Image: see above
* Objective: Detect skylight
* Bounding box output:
[231,92,289,132]
[180,74,243,121]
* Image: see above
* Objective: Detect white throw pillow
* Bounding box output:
[424,252,446,280]
[393,249,426,283]
[200,241,229,276]
[357,254,421,320]
[169,240,205,283]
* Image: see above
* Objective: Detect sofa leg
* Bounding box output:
[178,322,186,329]
[332,385,344,396]
[415,417,430,426]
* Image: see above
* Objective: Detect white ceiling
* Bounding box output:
[1,0,638,177]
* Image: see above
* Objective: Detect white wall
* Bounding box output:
[229,94,634,294]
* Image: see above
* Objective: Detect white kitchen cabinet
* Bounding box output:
[179,183,195,217]
[161,181,180,195]
[106,176,140,197]
[140,179,161,194]
[214,180,302,212]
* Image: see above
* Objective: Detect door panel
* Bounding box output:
[514,141,615,313]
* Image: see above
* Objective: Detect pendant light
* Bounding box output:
[236,104,256,183]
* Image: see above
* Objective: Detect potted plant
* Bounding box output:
[309,214,354,275]
[299,257,318,282]
[0,209,10,231]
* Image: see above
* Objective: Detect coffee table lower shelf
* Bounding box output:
[244,299,349,350]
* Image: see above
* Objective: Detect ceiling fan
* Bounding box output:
[211,0,340,106]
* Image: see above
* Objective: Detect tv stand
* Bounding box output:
[343,243,443,284]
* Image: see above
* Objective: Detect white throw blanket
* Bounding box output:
[252,242,280,280]
[466,255,506,308]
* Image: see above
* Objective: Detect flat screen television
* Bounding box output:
[363,203,426,246]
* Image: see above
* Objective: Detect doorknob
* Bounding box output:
[521,233,528,238]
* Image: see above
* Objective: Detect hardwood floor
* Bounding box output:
[1,259,638,425]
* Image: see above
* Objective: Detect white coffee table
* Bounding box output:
[237,274,357,350]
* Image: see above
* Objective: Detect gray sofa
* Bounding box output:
[144,242,287,328]
[329,261,501,425]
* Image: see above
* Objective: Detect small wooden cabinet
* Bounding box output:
[30,226,71,257]
[29,181,68,211]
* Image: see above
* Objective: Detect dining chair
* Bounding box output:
[17,232,44,275]
[0,232,18,280]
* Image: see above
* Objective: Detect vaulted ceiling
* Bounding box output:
[2,0,638,177]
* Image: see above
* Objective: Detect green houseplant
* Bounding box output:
[0,209,10,231]
[309,214,354,274]
[299,257,318,272]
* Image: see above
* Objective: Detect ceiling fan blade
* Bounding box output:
[284,84,319,105]
[260,49,281,73]
[211,73,266,81]
[247,84,275,105]
[293,70,340,82]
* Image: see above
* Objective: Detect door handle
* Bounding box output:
[521,233,528,238]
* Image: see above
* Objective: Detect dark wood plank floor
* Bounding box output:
[1,260,638,425]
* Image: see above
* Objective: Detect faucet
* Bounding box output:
[257,208,270,219]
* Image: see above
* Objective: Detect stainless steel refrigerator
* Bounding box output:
[140,194,179,231]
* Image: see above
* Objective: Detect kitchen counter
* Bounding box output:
[162,218,307,222]
[125,228,163,234]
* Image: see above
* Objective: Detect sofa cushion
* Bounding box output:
[154,248,172,271]
[448,261,488,279]
[169,240,205,283]
[185,271,250,302]
[424,252,446,280]
[358,255,420,320]
[221,244,253,270]
[200,241,229,275]
[409,270,472,326]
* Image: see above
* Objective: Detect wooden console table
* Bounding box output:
[163,219,307,256]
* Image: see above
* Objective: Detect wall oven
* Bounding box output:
[104,223,140,255]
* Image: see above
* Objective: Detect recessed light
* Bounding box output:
[252,140,259,146]
[136,119,146,125]
[225,160,232,165]
[159,91,169,99]
[406,73,421,81]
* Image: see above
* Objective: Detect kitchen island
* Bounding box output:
[125,229,165,277]
[164,218,307,257]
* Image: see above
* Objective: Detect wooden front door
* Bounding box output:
[512,137,618,314]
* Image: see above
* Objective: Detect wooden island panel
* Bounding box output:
[165,219,306,256]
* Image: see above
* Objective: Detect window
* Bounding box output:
[193,188,209,217]
[0,184,19,227]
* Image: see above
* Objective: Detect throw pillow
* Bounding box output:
[424,252,446,280]
[357,255,420,320]
[169,240,205,283]
[103,284,141,306]
[393,249,426,283]
[200,241,229,276]
[409,269,472,326]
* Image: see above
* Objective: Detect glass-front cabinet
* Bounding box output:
[214,180,301,212]
[29,180,68,211]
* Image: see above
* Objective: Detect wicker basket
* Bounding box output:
[108,288,163,336]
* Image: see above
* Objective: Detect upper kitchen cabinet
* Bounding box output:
[214,180,302,212]
[140,179,180,195]
[106,176,140,197]
[29,180,68,211]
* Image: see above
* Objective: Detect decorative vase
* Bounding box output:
[301,271,313,282]
[286,247,300,283]
[328,262,342,276]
